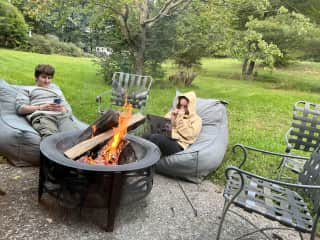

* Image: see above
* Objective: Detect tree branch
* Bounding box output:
[95,2,122,16]
[143,0,191,27]
[95,2,136,48]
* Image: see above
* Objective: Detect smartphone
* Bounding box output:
[53,97,61,104]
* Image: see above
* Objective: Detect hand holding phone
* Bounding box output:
[53,97,61,104]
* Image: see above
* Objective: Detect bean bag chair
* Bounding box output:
[0,80,88,166]
[156,94,228,183]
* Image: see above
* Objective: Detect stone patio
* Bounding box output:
[0,159,311,240]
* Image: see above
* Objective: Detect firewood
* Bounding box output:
[76,110,119,144]
[64,113,146,160]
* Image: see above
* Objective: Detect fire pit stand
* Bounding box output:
[38,131,160,231]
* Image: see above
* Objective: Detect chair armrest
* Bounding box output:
[232,143,309,168]
[225,166,320,190]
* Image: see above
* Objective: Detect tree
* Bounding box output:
[0,1,28,48]
[230,29,282,77]
[224,1,316,77]
[170,0,226,85]
[90,0,192,74]
[12,0,91,46]
[247,6,315,66]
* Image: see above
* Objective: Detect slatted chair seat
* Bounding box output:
[224,173,313,233]
[216,144,320,240]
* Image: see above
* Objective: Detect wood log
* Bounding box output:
[76,110,119,144]
[64,113,146,160]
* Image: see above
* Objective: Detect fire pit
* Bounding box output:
[38,130,160,231]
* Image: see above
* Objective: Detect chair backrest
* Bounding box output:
[287,101,320,152]
[299,146,320,211]
[110,72,153,111]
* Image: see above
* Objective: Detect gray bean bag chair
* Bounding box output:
[156,95,228,183]
[0,80,88,167]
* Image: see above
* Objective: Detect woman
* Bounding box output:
[145,91,202,156]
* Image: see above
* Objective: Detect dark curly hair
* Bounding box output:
[34,64,55,78]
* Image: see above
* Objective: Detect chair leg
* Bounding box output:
[229,209,272,240]
[228,209,305,240]
[277,158,286,180]
[216,199,232,240]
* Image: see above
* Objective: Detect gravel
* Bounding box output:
[0,159,311,240]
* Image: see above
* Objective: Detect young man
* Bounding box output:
[16,64,78,138]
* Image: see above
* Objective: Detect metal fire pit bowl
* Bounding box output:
[38,130,160,231]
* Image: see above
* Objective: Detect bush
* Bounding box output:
[27,34,53,54]
[96,51,134,83]
[0,1,28,48]
[21,34,84,56]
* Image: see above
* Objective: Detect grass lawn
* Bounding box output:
[1,48,320,184]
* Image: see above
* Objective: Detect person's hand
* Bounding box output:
[40,103,66,112]
[171,108,185,119]
[171,109,179,119]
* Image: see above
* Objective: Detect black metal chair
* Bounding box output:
[96,72,153,115]
[216,144,320,240]
[236,101,320,181]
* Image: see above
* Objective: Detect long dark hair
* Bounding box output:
[176,96,189,114]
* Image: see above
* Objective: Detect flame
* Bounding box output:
[92,124,96,137]
[80,98,132,165]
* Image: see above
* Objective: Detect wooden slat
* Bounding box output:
[64,113,146,160]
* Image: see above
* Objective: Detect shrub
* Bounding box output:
[21,34,84,56]
[26,34,53,54]
[96,51,134,83]
[0,1,28,48]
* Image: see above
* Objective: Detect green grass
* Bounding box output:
[1,48,320,184]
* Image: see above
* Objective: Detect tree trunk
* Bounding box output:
[247,60,255,76]
[135,48,145,75]
[134,28,147,75]
[242,59,248,76]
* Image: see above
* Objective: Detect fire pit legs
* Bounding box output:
[106,172,123,232]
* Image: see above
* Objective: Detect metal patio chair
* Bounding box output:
[96,72,153,115]
[235,101,320,181]
[216,144,320,240]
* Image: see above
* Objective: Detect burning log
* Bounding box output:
[81,101,133,165]
[76,110,119,144]
[64,112,146,160]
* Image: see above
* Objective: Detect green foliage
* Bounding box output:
[300,28,320,61]
[0,1,28,48]
[247,6,315,66]
[12,0,90,45]
[230,29,282,76]
[20,34,84,56]
[95,51,134,83]
[170,1,222,85]
[275,0,320,24]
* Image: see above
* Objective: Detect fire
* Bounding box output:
[91,124,96,137]
[80,99,132,165]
